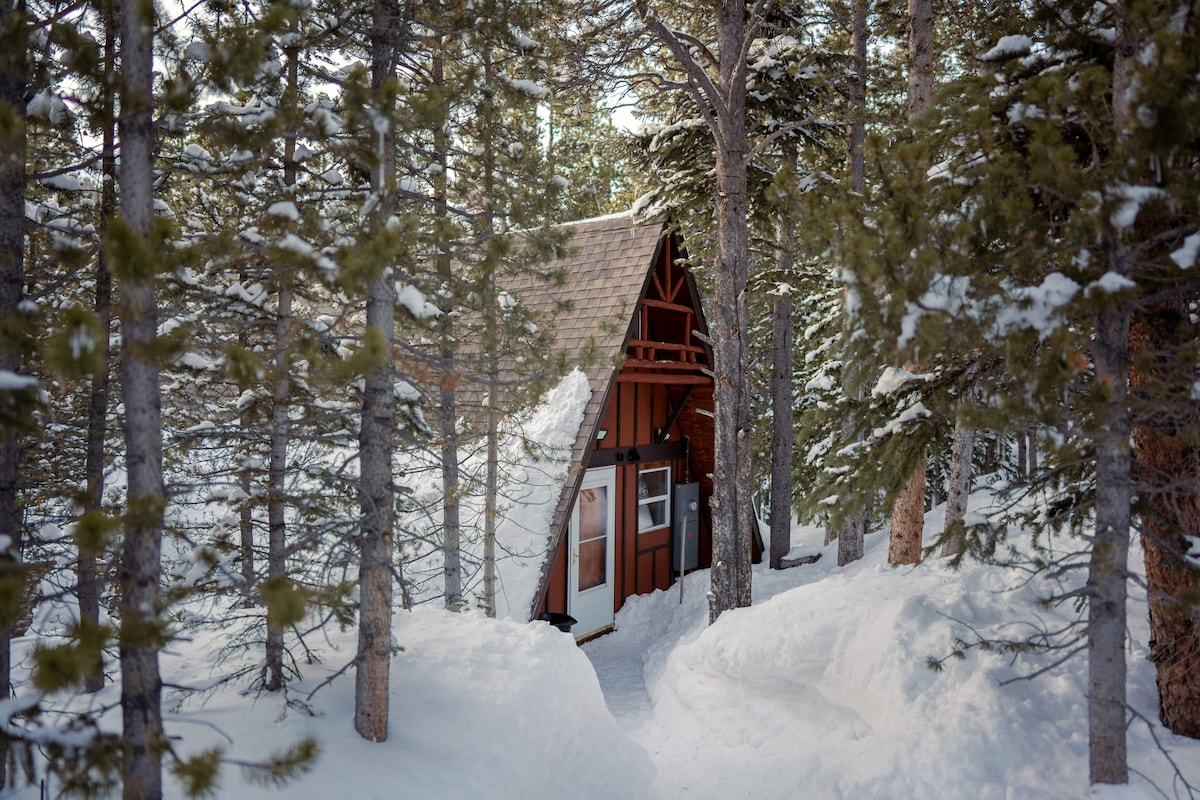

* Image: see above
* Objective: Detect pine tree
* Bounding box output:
[115,0,167,792]
[0,0,35,788]
[820,0,1200,783]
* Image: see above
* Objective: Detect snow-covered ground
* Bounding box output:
[10,499,1199,799]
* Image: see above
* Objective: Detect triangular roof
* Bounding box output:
[505,212,669,472]
[500,213,711,619]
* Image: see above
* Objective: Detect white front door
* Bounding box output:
[568,466,616,639]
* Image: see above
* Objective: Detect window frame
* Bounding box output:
[636,464,672,534]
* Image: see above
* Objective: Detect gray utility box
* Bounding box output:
[673,482,700,573]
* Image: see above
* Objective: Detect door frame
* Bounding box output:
[567,466,617,640]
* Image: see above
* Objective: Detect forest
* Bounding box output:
[1,0,1199,796]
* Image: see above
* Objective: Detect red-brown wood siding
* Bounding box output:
[538,233,727,623]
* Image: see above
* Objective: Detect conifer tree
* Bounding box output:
[115,0,166,791]
[0,0,35,787]
[886,0,932,568]
[817,0,1200,784]
[353,0,403,743]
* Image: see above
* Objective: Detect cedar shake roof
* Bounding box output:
[505,214,670,616]
[510,213,666,472]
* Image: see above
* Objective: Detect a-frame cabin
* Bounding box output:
[515,214,721,641]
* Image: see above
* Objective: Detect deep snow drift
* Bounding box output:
[9,505,1200,799]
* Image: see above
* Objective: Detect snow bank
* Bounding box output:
[587,508,1199,800]
[34,607,654,800]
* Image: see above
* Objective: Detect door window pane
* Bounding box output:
[577,486,608,590]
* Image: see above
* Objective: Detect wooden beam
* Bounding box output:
[622,358,707,372]
[656,385,694,444]
[641,298,694,315]
[589,440,687,468]
[627,339,706,355]
[616,373,712,385]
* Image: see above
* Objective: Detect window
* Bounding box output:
[637,465,671,533]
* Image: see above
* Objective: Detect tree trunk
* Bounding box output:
[837,0,868,568]
[1130,302,1200,739]
[1087,301,1131,785]
[887,456,925,565]
[940,409,974,558]
[80,0,117,695]
[264,31,299,693]
[355,0,398,743]
[432,46,463,612]
[1015,431,1027,479]
[888,0,933,567]
[118,0,166,793]
[480,48,500,619]
[0,0,27,785]
[708,0,754,623]
[768,145,796,571]
[905,0,934,123]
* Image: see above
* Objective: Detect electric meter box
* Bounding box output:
[673,482,700,573]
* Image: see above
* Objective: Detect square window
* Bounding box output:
[637,465,671,533]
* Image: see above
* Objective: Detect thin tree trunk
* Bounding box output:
[355,0,398,743]
[888,0,933,567]
[708,0,754,623]
[940,407,974,558]
[118,0,166,793]
[837,0,868,568]
[1088,301,1131,785]
[1083,7,1135,782]
[432,46,463,612]
[81,0,117,694]
[768,143,796,571]
[0,0,28,785]
[480,48,500,619]
[239,421,254,594]
[1015,431,1027,479]
[264,28,299,694]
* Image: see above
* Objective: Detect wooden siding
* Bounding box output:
[532,220,725,627]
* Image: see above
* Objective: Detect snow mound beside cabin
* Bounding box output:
[491,367,592,619]
[155,607,654,800]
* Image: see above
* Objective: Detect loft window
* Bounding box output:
[637,465,671,533]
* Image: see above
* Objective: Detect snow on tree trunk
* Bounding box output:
[117,0,166,793]
[768,147,795,571]
[707,0,754,622]
[355,0,398,743]
[1088,301,1131,786]
[888,0,933,568]
[0,0,27,783]
[940,410,974,558]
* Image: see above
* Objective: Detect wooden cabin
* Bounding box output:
[510,214,721,641]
